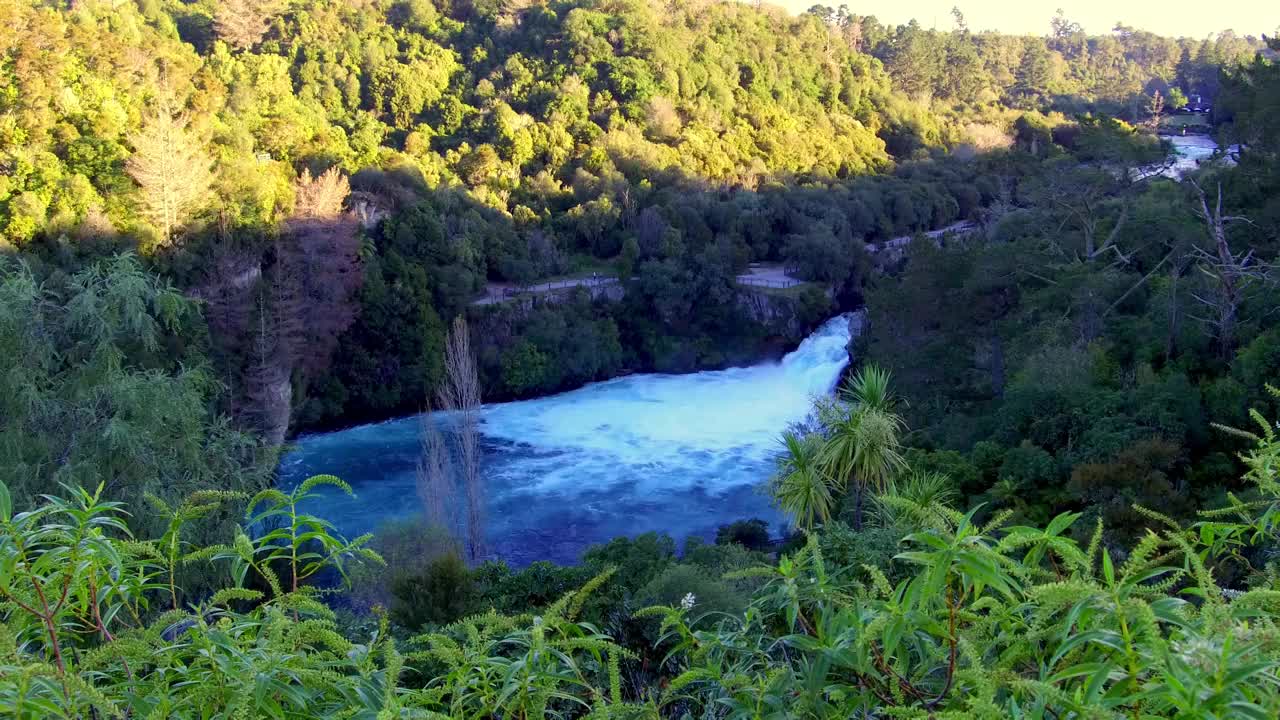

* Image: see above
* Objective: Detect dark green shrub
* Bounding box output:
[636,564,747,622]
[714,518,772,551]
[348,517,456,612]
[582,532,677,594]
[818,521,909,584]
[473,560,594,616]
[389,552,477,630]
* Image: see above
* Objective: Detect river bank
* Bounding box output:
[278,313,861,566]
[293,275,839,436]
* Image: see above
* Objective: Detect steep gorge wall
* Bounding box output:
[468,281,839,400]
[734,285,836,344]
[471,283,832,352]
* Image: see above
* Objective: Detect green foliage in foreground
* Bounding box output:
[5,394,1280,717]
[0,254,268,531]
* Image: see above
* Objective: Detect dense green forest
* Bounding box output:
[3,0,1266,432]
[4,0,1280,716]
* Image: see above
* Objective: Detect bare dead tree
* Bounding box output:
[126,103,212,245]
[1146,90,1165,132]
[293,168,350,219]
[1103,249,1176,319]
[268,240,307,372]
[245,298,292,446]
[839,10,864,52]
[279,168,361,381]
[1186,180,1270,359]
[1155,245,1198,362]
[636,206,666,256]
[1039,154,1172,265]
[438,316,484,563]
[1038,164,1131,264]
[1165,257,1183,360]
[214,0,281,52]
[195,246,262,418]
[415,404,458,545]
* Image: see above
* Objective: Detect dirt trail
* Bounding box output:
[472,221,979,304]
[472,276,619,305]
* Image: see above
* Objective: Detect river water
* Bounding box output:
[278,314,858,566]
[1161,133,1237,177]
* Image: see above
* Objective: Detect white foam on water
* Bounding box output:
[281,314,858,563]
[479,314,856,494]
[1158,134,1239,178]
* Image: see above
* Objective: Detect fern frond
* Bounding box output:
[862,564,894,597]
[980,508,1015,535]
[1132,504,1181,532]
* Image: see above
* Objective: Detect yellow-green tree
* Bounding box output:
[126,108,212,246]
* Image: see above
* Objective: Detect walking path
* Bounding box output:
[736,264,805,289]
[472,275,620,306]
[866,220,977,254]
[471,220,979,305]
[738,221,978,288]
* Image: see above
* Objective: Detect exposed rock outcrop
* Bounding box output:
[735,285,835,343]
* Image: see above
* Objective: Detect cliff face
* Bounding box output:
[734,285,836,343]
[485,281,626,310]
[470,282,832,352]
[466,282,841,400]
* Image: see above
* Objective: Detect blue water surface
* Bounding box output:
[278,314,856,566]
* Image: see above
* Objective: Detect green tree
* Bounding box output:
[772,431,835,533]
[880,22,944,98]
[501,340,550,395]
[817,365,907,530]
[648,397,1280,717]
[1014,41,1054,103]
[0,255,265,533]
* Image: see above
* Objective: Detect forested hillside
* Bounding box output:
[3,0,1262,435]
[852,6,1260,114]
[861,39,1280,543]
[3,0,902,434]
[4,2,1280,716]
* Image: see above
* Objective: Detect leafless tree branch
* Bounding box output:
[438,316,485,563]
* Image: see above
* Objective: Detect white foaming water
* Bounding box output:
[281,313,858,565]
[481,313,856,491]
[1158,134,1239,178]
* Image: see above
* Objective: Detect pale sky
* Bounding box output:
[771,0,1277,38]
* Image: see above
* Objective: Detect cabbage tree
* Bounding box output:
[772,431,834,533]
[817,364,906,529]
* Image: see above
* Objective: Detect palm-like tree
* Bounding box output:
[817,364,906,530]
[874,471,960,532]
[772,431,834,533]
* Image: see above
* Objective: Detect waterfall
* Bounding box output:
[279,313,859,565]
